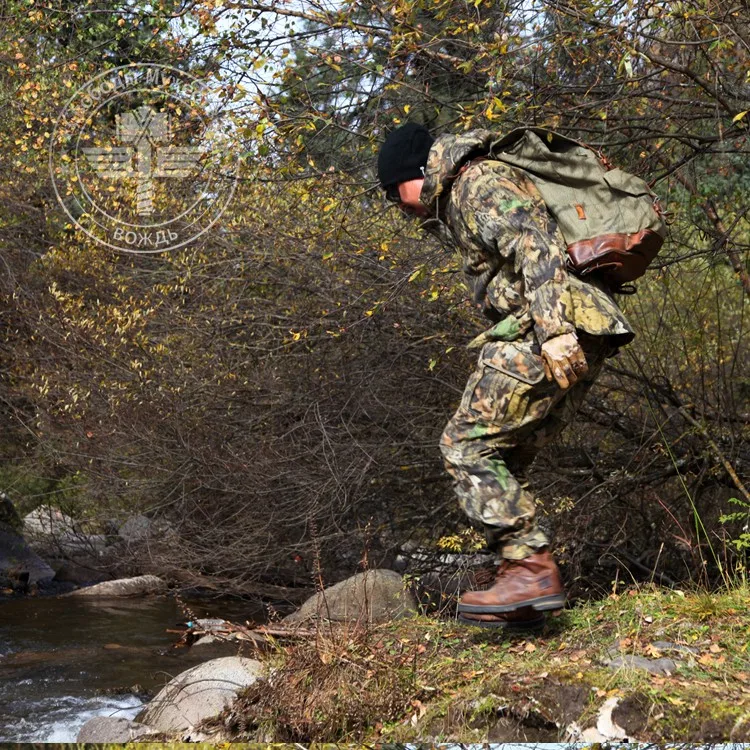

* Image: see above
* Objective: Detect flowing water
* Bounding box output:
[0,594,266,742]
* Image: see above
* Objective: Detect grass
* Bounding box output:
[211,582,750,745]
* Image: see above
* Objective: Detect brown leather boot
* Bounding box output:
[457,549,565,614]
[458,606,545,630]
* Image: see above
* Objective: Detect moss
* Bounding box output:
[221,584,750,744]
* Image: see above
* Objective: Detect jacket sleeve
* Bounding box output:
[451,162,576,345]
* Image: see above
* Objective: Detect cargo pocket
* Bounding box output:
[480,340,546,385]
[457,341,550,428]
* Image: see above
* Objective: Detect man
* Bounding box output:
[378,122,635,628]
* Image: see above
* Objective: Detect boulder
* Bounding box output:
[76,716,155,743]
[136,656,265,732]
[0,523,55,585]
[117,514,174,544]
[190,635,244,659]
[23,505,107,557]
[605,654,677,676]
[284,569,418,624]
[23,505,77,538]
[118,514,152,543]
[65,574,167,597]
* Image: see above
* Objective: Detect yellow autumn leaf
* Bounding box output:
[733,110,748,122]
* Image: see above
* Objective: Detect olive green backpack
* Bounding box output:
[486,128,667,288]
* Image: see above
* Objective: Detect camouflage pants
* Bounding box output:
[439,331,611,560]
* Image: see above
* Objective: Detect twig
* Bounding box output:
[676,405,750,506]
[254,625,318,638]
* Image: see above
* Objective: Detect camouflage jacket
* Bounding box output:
[419,129,635,348]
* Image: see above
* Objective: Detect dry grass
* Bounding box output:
[223,620,427,742]
[206,582,750,744]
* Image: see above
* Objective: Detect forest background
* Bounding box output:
[0,0,748,600]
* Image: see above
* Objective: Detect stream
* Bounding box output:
[0,593,266,742]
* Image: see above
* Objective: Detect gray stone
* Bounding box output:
[76,716,155,743]
[23,506,107,557]
[118,515,152,543]
[23,505,77,538]
[284,569,418,624]
[0,524,55,585]
[136,656,265,731]
[605,654,677,675]
[190,635,244,659]
[65,574,167,597]
[193,635,225,646]
[192,630,267,654]
[117,515,174,545]
[650,640,700,655]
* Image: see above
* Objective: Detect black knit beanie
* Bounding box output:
[377,123,434,190]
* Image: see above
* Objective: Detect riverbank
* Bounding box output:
[211,582,750,744]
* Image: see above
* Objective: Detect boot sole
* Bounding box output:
[457,594,566,614]
[457,614,546,630]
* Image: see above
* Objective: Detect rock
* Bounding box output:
[568,697,632,743]
[596,696,629,740]
[136,656,265,732]
[192,630,267,656]
[23,505,77,538]
[284,569,418,624]
[117,515,152,543]
[76,716,155,743]
[605,654,677,675]
[0,523,55,585]
[193,635,226,646]
[650,640,700,655]
[190,635,244,659]
[65,574,167,597]
[23,505,107,557]
[117,514,174,544]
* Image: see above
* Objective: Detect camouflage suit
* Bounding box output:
[419,131,635,560]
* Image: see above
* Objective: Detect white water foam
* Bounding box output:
[2,693,143,742]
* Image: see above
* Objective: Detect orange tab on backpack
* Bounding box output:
[575,204,587,220]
